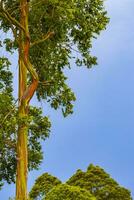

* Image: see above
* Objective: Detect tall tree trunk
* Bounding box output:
[16,0,29,199]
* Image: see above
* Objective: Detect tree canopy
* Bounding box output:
[29,164,132,200]
[0,0,109,117]
[0,0,109,196]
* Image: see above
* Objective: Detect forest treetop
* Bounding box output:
[29,164,132,200]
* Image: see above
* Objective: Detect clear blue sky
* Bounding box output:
[1,0,134,199]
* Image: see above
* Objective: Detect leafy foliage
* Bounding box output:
[29,173,62,199]
[0,103,51,185]
[0,56,15,185]
[29,164,132,200]
[29,0,109,116]
[45,184,96,200]
[0,56,51,184]
[29,173,95,200]
[0,0,109,188]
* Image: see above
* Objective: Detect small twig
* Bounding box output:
[66,44,80,53]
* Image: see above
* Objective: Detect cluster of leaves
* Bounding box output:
[0,104,51,186]
[29,0,109,116]
[29,173,62,199]
[0,56,15,186]
[29,164,132,200]
[45,184,96,200]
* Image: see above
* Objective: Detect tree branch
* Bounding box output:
[21,58,39,104]
[30,31,55,47]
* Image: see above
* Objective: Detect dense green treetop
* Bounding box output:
[29,164,132,200]
[67,164,132,200]
[0,0,109,188]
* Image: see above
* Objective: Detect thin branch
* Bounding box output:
[0,7,25,33]
[39,80,54,86]
[30,31,55,47]
[66,44,80,53]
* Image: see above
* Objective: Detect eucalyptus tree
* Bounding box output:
[0,0,109,199]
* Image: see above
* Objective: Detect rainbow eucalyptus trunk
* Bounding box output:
[16,1,29,199]
[16,0,38,199]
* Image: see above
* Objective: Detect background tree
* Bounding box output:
[30,164,132,200]
[0,0,109,199]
